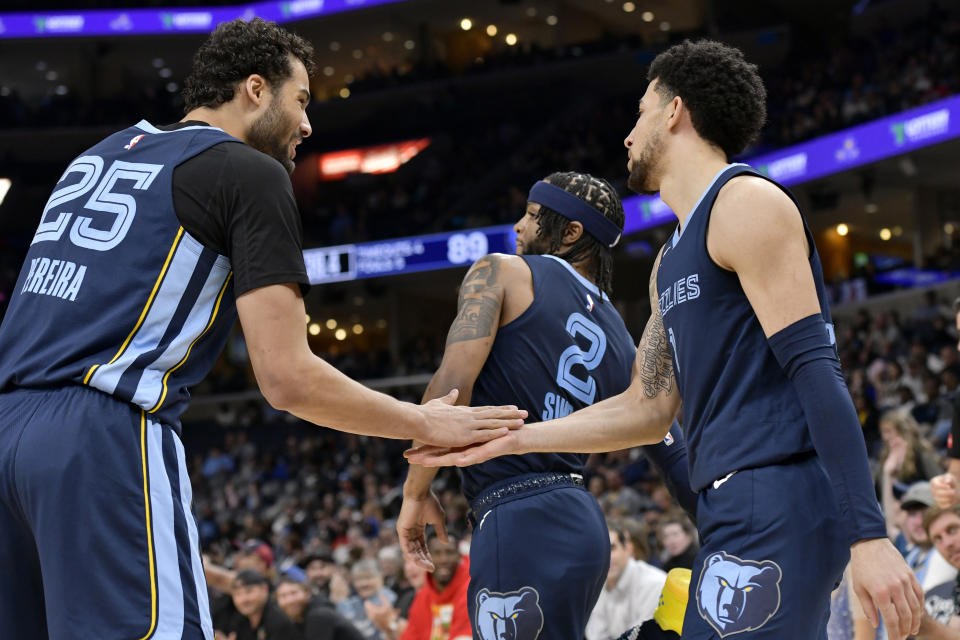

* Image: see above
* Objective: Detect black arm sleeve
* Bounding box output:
[768,314,887,544]
[172,141,310,296]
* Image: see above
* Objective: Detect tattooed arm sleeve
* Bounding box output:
[420,254,508,407]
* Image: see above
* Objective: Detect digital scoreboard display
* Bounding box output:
[303,225,516,285]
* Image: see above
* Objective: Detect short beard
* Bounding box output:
[626,129,662,196]
[247,97,295,174]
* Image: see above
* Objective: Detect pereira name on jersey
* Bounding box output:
[19,257,87,301]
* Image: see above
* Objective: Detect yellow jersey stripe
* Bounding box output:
[84,227,185,385]
[148,271,233,414]
[137,411,158,640]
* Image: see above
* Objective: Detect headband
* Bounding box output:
[527,181,622,248]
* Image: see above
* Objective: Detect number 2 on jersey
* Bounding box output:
[556,312,608,405]
[31,154,164,251]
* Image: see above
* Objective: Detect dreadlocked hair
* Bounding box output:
[535,171,624,300]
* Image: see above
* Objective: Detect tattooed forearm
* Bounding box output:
[636,248,674,399]
[446,255,504,345]
[637,308,674,399]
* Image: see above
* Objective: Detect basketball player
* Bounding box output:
[0,19,523,639]
[407,40,922,639]
[398,172,651,640]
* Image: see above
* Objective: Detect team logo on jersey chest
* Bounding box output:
[659,274,700,317]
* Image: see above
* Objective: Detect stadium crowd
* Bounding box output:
[181,288,960,639]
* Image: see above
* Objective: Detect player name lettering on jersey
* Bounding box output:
[659,273,700,317]
[542,391,573,421]
[21,257,87,302]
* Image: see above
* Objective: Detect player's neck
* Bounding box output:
[182,105,249,144]
[557,254,596,285]
[659,144,730,232]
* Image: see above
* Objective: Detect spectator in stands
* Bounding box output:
[658,514,698,573]
[875,411,942,493]
[585,524,666,640]
[368,534,472,640]
[213,569,300,640]
[275,575,364,640]
[882,482,956,593]
[303,550,338,599]
[912,504,960,637]
[337,559,397,640]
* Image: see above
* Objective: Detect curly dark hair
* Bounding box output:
[647,39,766,159]
[535,171,624,300]
[183,18,316,112]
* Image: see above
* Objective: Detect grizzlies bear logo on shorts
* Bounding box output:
[695,551,783,637]
[475,587,544,640]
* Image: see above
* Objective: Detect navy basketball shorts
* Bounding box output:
[0,386,213,640]
[466,476,610,640]
[682,455,849,639]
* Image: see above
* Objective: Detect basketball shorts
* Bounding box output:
[466,474,609,640]
[0,385,212,639]
[682,454,849,639]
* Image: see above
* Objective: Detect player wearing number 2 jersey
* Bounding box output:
[397,172,638,640]
[0,19,524,640]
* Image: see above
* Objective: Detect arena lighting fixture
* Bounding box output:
[893,226,903,237]
[318,138,431,180]
[836,223,849,236]
[505,33,518,45]
[486,24,497,36]
[326,319,337,330]
[642,10,654,22]
[879,228,892,241]
[947,223,956,234]
[305,314,310,324]
[0,178,10,206]
[546,15,558,26]
[308,323,321,336]
[323,66,334,76]
[623,2,636,13]
[460,17,472,31]
[659,21,671,31]
[864,202,878,214]
[329,41,340,51]
[403,40,415,50]
[382,31,393,42]
[339,87,351,98]
[335,328,347,341]
[352,324,364,335]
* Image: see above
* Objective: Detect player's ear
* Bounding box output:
[242,74,269,107]
[666,96,684,131]
[562,221,584,246]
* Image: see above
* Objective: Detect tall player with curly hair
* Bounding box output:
[397,171,645,640]
[0,19,524,640]
[408,40,923,640]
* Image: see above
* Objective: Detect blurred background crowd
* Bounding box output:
[3,0,960,638]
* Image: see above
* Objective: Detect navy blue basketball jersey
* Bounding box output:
[461,254,636,502]
[656,163,834,491]
[0,121,243,427]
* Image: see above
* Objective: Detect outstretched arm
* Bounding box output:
[400,254,520,569]
[709,175,922,640]
[406,248,681,467]
[236,282,525,446]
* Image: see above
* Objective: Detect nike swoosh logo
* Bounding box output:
[713,471,737,490]
[477,510,492,533]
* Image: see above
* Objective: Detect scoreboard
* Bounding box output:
[303,225,516,285]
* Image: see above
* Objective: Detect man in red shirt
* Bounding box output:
[402,535,471,640]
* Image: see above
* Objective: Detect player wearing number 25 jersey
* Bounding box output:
[0,19,526,640]
[397,172,636,640]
